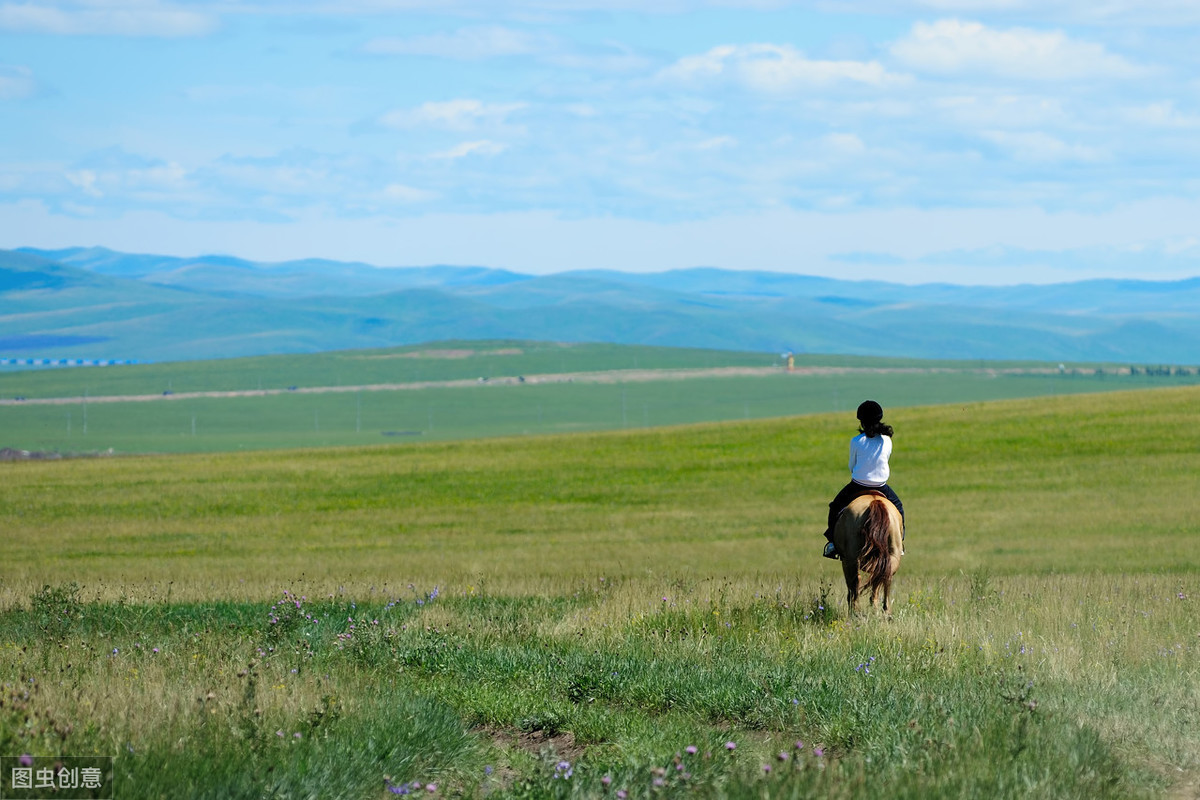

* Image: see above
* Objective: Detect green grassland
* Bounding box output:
[1,340,1196,454]
[1,386,1198,798]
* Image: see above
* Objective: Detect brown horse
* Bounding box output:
[832,491,904,615]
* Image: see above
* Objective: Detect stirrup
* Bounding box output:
[823,541,839,560]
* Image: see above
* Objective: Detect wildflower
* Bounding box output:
[19,754,33,767]
[602,775,611,786]
[813,747,824,757]
[725,741,737,751]
[112,648,119,655]
[792,698,799,705]
[554,761,573,779]
[685,745,698,755]
[294,733,301,739]
[653,778,665,787]
[425,784,437,793]
[152,648,159,653]
[617,791,627,799]
[276,730,284,737]
[485,766,493,776]
[762,764,771,773]
[778,752,789,761]
[794,740,804,749]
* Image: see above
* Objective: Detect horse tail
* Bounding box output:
[859,497,892,593]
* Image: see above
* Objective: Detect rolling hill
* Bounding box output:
[2,246,1198,364]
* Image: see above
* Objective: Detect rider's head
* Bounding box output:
[856,400,883,425]
[856,400,893,438]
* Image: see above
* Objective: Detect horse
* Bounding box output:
[832,491,904,615]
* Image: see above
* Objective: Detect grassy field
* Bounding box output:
[1,340,1197,454]
[1,385,1198,798]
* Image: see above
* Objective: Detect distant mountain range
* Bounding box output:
[2,246,1198,364]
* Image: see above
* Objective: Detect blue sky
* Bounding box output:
[2,0,1200,284]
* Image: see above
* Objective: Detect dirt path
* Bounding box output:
[0,364,1059,407]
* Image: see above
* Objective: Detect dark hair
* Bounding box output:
[859,419,894,438]
[856,400,894,438]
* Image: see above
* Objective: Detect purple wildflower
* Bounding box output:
[19,754,33,767]
[685,745,698,755]
[814,747,825,757]
[602,775,612,786]
[725,741,737,751]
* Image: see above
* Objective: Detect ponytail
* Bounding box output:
[859,420,894,438]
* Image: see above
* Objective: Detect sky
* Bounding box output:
[2,1,1200,284]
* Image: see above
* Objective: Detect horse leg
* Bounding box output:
[842,559,860,615]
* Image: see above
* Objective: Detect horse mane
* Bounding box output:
[858,496,893,597]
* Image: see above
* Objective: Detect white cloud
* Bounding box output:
[1122,101,1200,128]
[66,169,102,197]
[430,140,508,159]
[695,136,736,150]
[380,99,527,131]
[362,26,552,59]
[660,43,910,91]
[0,1,217,37]
[0,64,36,100]
[932,93,1067,128]
[981,130,1107,162]
[822,132,867,154]
[380,183,436,203]
[890,19,1147,80]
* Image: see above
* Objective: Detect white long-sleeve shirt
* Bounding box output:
[849,433,891,486]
